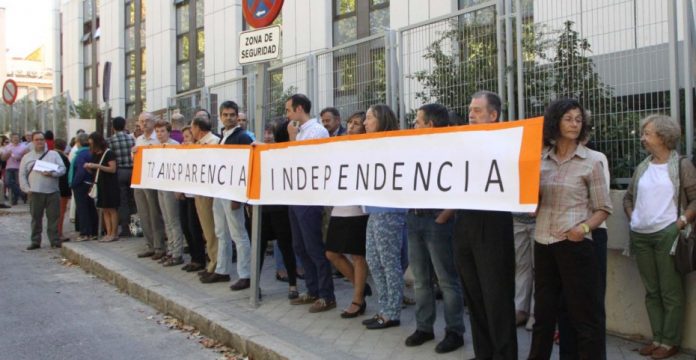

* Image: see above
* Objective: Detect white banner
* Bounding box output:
[249,119,542,212]
[132,145,251,202]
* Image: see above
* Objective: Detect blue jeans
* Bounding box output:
[407,213,465,335]
[5,168,24,204]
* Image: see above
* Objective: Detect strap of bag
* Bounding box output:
[29,150,51,175]
[93,149,109,184]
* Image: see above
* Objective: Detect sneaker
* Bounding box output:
[308,298,336,313]
[290,293,318,305]
[405,330,435,347]
[435,331,464,354]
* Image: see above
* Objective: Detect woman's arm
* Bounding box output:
[97,160,117,174]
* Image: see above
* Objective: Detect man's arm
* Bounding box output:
[18,156,31,194]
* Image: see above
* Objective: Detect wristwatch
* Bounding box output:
[580,223,591,234]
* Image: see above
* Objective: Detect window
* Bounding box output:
[333,0,389,46]
[83,0,100,103]
[125,0,146,120]
[176,0,204,93]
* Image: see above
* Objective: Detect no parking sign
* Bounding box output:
[2,79,18,105]
[242,0,283,28]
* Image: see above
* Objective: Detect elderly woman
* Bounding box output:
[360,104,408,330]
[70,133,98,241]
[85,132,120,242]
[528,99,612,360]
[623,114,696,359]
[325,111,373,318]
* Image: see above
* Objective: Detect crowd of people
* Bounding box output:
[7,90,695,360]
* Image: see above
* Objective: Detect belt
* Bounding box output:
[409,209,440,217]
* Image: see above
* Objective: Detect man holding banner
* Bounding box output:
[452,91,517,359]
[190,115,226,283]
[285,94,336,312]
[212,101,254,291]
[133,112,166,259]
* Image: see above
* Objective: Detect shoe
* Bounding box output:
[364,283,372,297]
[405,330,435,347]
[275,271,289,282]
[162,257,184,267]
[60,237,70,242]
[296,272,305,280]
[158,255,172,264]
[98,235,119,243]
[308,298,336,313]
[288,289,299,300]
[0,204,10,208]
[137,250,155,258]
[290,293,318,305]
[365,317,400,330]
[197,270,209,277]
[435,331,464,353]
[26,244,40,250]
[185,263,205,272]
[341,301,366,318]
[230,278,251,291]
[362,314,380,326]
[50,243,62,249]
[75,235,90,242]
[516,311,529,326]
[200,273,230,284]
[640,343,660,356]
[151,252,166,261]
[525,315,535,331]
[651,346,678,359]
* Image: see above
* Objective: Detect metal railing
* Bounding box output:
[207,76,252,132]
[0,91,76,141]
[264,57,312,121]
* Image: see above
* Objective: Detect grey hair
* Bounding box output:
[640,114,681,150]
[77,132,89,146]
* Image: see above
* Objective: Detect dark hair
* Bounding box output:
[44,130,54,140]
[220,100,239,114]
[54,138,67,151]
[471,90,502,121]
[76,129,85,135]
[348,111,366,123]
[320,107,340,118]
[418,103,450,128]
[286,94,312,114]
[368,104,399,132]
[88,132,108,153]
[448,110,465,126]
[113,116,127,131]
[191,116,212,132]
[32,131,44,140]
[273,119,291,143]
[543,98,590,146]
[194,108,211,120]
[154,120,172,132]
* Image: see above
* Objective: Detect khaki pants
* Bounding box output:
[29,191,60,246]
[195,195,217,273]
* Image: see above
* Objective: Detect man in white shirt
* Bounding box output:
[133,112,166,259]
[285,94,336,313]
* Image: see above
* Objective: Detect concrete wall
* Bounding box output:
[98,0,124,115]
[606,190,696,352]
[144,0,176,112]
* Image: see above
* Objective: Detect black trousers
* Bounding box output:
[73,183,98,236]
[179,197,206,265]
[529,239,604,360]
[261,207,297,286]
[453,210,517,360]
[558,228,608,360]
[116,168,134,233]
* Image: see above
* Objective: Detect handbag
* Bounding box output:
[88,149,109,200]
[673,157,696,275]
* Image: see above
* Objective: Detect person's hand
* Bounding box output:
[677,218,687,230]
[175,192,185,200]
[287,121,299,141]
[564,225,586,242]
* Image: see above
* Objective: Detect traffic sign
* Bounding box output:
[239,25,281,65]
[242,0,283,29]
[2,79,18,105]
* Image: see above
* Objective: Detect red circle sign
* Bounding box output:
[2,79,18,105]
[243,0,284,29]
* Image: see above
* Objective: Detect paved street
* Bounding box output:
[0,205,225,360]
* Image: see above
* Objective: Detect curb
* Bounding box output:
[61,243,335,360]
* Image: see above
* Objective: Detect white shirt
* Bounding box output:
[197,131,220,145]
[135,131,158,147]
[220,126,240,144]
[331,205,366,217]
[296,118,329,141]
[630,163,677,233]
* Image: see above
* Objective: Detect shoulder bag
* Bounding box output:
[673,157,696,275]
[88,149,109,199]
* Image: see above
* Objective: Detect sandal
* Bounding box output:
[276,271,289,282]
[288,289,299,300]
[75,235,89,242]
[163,257,184,267]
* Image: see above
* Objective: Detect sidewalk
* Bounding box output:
[61,235,692,360]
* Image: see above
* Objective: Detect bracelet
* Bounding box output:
[580,223,590,234]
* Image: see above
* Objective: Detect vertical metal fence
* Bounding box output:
[0,91,74,141]
[207,76,252,132]
[520,0,677,183]
[264,57,311,121]
[315,34,389,120]
[167,88,209,129]
[398,1,501,127]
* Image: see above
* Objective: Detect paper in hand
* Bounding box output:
[33,159,60,173]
